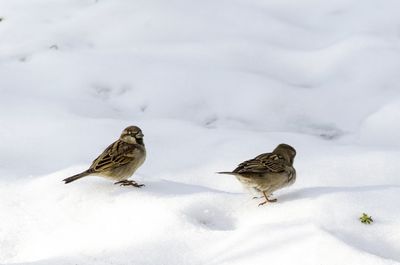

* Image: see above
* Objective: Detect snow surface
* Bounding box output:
[1,0,400,264]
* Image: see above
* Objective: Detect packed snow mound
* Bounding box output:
[1,0,400,264]
[359,100,400,147]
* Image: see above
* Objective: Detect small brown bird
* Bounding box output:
[63,126,146,187]
[218,143,296,206]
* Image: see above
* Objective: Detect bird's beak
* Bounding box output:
[136,132,144,138]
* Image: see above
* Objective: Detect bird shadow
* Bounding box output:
[109,179,240,197]
[279,184,400,202]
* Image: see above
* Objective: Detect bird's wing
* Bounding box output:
[234,153,287,174]
[89,140,139,172]
[254,152,282,161]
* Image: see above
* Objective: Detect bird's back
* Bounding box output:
[89,140,146,180]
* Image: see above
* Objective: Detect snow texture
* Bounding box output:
[1,0,400,264]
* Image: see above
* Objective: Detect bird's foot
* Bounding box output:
[252,196,262,200]
[258,197,277,206]
[258,201,268,206]
[114,180,144,188]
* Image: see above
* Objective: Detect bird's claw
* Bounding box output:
[258,201,267,207]
[114,180,145,188]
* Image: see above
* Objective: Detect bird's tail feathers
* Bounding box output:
[63,170,91,184]
[217,171,240,176]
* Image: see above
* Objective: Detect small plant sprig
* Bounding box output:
[359,213,373,224]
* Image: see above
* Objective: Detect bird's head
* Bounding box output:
[273,143,296,165]
[120,126,144,145]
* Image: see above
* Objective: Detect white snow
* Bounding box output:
[1,0,400,264]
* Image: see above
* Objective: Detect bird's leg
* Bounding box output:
[114,180,145,188]
[258,192,277,206]
[254,193,275,200]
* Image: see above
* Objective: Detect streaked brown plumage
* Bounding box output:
[63,126,146,187]
[218,143,296,206]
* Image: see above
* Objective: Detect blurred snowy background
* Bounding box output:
[1,0,400,264]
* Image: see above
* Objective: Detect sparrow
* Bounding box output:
[63,126,146,187]
[218,143,296,206]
